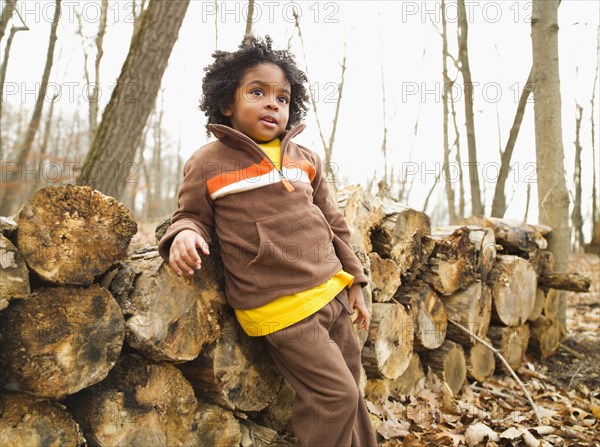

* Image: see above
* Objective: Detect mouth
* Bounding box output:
[260,115,278,126]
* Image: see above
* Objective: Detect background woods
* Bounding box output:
[0,0,599,445]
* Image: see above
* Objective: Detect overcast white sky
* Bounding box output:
[2,0,599,230]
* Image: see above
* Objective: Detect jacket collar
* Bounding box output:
[209,123,306,157]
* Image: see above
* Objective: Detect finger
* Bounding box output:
[172,250,195,276]
[197,237,210,256]
[169,259,183,276]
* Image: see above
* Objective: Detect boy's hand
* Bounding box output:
[169,230,210,276]
[347,283,370,331]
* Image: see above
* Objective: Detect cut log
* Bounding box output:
[538,272,591,293]
[465,340,495,383]
[105,248,222,362]
[377,197,434,281]
[0,234,30,311]
[177,313,282,412]
[528,316,566,359]
[194,402,242,447]
[0,285,125,398]
[368,251,401,302]
[0,392,85,447]
[528,249,555,276]
[66,354,199,447]
[443,281,492,345]
[528,288,546,322]
[486,324,530,371]
[15,185,137,285]
[387,353,425,397]
[420,226,495,296]
[460,215,547,255]
[362,303,414,380]
[487,255,537,326]
[394,283,447,351]
[420,340,467,396]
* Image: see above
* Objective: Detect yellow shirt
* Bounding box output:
[234,139,355,336]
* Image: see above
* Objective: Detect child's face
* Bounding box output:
[222,63,291,143]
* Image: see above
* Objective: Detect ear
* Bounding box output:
[221,104,232,117]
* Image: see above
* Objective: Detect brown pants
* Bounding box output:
[264,290,378,447]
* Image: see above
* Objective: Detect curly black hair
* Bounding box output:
[200,36,309,135]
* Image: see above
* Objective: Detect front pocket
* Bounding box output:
[246,207,339,290]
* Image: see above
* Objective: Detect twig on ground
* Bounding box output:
[568,363,585,389]
[470,384,529,403]
[560,342,586,360]
[447,318,543,425]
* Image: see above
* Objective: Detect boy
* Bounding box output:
[158,36,378,447]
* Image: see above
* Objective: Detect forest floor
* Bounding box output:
[130,223,599,446]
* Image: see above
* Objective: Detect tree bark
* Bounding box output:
[537,272,591,292]
[571,103,584,248]
[0,0,17,41]
[242,0,255,45]
[441,0,457,224]
[76,0,190,199]
[531,0,570,326]
[0,285,125,398]
[457,0,483,216]
[460,215,548,255]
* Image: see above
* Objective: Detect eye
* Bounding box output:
[278,96,289,104]
[250,88,264,97]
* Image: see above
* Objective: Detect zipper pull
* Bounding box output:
[281,177,295,192]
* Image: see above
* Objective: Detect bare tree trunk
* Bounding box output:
[457,0,483,216]
[441,0,456,224]
[0,0,17,41]
[76,0,190,199]
[242,0,255,46]
[450,86,465,220]
[214,0,219,50]
[0,19,29,156]
[531,0,570,326]
[591,26,599,228]
[491,71,534,217]
[292,9,346,185]
[572,103,584,249]
[91,0,108,140]
[0,0,58,215]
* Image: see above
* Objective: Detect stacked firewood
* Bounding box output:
[0,185,590,446]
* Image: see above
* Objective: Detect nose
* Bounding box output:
[266,96,279,110]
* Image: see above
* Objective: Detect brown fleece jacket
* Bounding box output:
[158,123,368,310]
